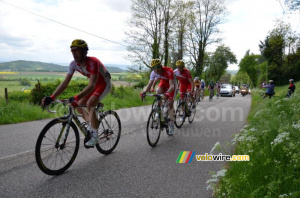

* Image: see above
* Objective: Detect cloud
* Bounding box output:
[0,0,131,64]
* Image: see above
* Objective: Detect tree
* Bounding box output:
[284,0,300,11]
[186,0,228,77]
[239,51,261,87]
[126,0,164,69]
[259,20,297,85]
[206,45,237,81]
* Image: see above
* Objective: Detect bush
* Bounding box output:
[30,79,88,105]
[9,91,30,102]
[20,78,31,86]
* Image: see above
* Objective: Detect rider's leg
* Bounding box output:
[76,97,90,128]
[86,82,111,146]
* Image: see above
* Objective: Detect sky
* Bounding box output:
[0,0,299,70]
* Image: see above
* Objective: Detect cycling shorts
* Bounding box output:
[180,84,192,98]
[158,84,176,101]
[85,80,111,101]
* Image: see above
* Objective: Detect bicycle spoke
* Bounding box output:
[96,111,121,154]
[35,119,80,175]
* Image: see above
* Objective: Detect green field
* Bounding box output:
[0,71,142,98]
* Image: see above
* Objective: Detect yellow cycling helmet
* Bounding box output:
[70,39,88,49]
[151,59,162,68]
[176,60,185,67]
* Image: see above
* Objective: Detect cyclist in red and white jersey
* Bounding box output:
[173,60,195,106]
[42,39,111,147]
[140,59,177,135]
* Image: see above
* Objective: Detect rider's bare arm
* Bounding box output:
[167,79,175,93]
[188,78,194,93]
[151,78,158,91]
[143,80,154,93]
[51,74,73,98]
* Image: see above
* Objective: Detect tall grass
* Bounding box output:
[208,82,300,197]
[0,100,54,125]
[0,85,153,125]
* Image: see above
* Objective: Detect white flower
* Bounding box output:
[275,100,282,105]
[279,194,288,198]
[271,132,290,147]
[292,123,300,130]
[210,142,220,155]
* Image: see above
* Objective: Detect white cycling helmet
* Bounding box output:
[195,77,199,80]
[289,79,294,82]
[201,79,204,82]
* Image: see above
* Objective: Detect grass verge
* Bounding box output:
[208,82,300,197]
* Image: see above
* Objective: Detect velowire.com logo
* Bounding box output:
[176,151,250,163]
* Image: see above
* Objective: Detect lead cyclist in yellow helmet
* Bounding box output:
[42,39,112,147]
[140,58,177,135]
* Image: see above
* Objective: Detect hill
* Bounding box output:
[0,60,126,73]
[226,70,238,75]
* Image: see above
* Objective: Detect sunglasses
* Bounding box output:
[177,66,184,69]
[152,66,160,70]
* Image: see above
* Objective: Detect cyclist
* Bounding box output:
[216,81,221,97]
[208,80,215,100]
[262,80,275,98]
[41,39,112,147]
[200,79,205,100]
[174,60,195,121]
[286,79,295,97]
[194,77,201,101]
[140,59,176,135]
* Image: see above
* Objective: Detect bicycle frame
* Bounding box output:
[47,100,107,144]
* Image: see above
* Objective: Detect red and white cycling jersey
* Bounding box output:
[173,68,192,87]
[67,56,111,99]
[150,67,177,100]
[150,67,174,87]
[174,68,192,94]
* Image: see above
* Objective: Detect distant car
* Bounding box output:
[220,84,235,97]
[234,86,240,94]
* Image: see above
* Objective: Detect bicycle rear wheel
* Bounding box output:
[96,110,121,154]
[188,101,196,124]
[35,119,80,175]
[146,109,161,147]
[175,102,186,128]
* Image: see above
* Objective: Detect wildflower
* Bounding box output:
[271,132,290,147]
[292,123,300,130]
[210,142,220,155]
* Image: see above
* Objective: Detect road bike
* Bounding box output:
[216,88,220,99]
[194,87,201,104]
[257,92,276,104]
[209,89,214,102]
[144,94,172,147]
[200,89,205,101]
[35,99,121,175]
[175,92,196,128]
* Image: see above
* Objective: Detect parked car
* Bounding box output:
[234,86,240,94]
[220,84,235,97]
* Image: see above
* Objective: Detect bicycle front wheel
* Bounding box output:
[35,119,80,175]
[146,109,161,147]
[175,102,186,128]
[96,110,121,155]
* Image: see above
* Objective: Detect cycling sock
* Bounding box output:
[91,127,98,137]
[87,122,91,131]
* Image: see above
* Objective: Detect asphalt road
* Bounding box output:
[0,94,251,198]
